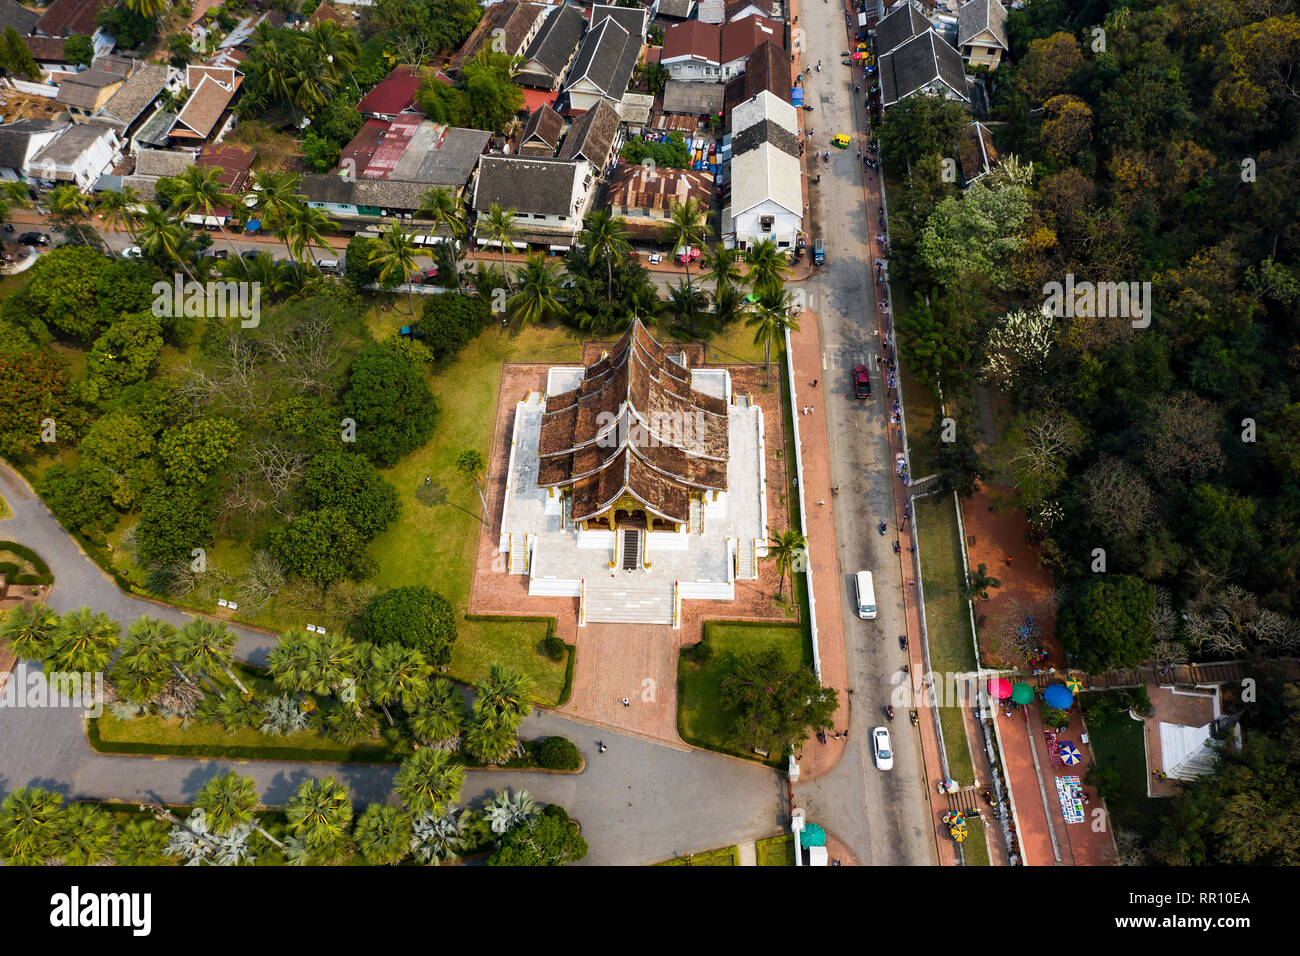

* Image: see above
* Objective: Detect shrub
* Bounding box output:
[688,639,713,663]
[534,736,580,771]
[542,635,566,661]
[359,586,457,665]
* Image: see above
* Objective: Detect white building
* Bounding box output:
[725,90,802,250]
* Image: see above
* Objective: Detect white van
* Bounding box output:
[855,570,877,620]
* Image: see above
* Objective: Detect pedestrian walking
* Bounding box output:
[809,405,815,413]
[622,697,630,707]
[811,378,818,387]
[818,499,826,506]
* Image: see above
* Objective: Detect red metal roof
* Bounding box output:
[662,20,721,64]
[720,14,783,66]
[356,66,422,117]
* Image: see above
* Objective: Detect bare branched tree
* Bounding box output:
[1141,392,1224,482]
[1083,455,1153,539]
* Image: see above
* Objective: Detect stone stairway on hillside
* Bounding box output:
[583,577,674,625]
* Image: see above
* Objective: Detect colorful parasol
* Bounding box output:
[1044,684,1074,710]
[1065,678,1083,693]
[1011,682,1035,705]
[989,677,1014,699]
[1059,743,1082,765]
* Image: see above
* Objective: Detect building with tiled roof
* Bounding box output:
[557,98,621,169]
[661,20,721,81]
[719,14,782,76]
[606,163,712,240]
[518,3,586,90]
[878,28,969,106]
[356,65,422,120]
[472,154,594,249]
[36,0,109,38]
[0,0,38,36]
[563,14,642,112]
[956,0,1008,68]
[723,39,791,122]
[450,0,547,72]
[519,104,565,155]
[170,73,237,142]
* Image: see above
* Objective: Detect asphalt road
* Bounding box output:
[785,2,936,866]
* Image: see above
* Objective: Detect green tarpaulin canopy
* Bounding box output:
[802,824,827,847]
[1011,682,1035,704]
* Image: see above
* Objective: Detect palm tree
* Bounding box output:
[417,186,467,292]
[111,616,178,707]
[176,618,249,696]
[137,203,197,280]
[173,165,238,255]
[56,802,116,866]
[482,203,518,290]
[50,183,103,251]
[710,280,750,332]
[373,218,419,313]
[0,604,59,665]
[294,631,361,699]
[282,200,334,268]
[579,210,631,299]
[267,629,313,692]
[0,179,28,227]
[353,804,412,866]
[123,0,169,17]
[661,198,708,324]
[250,170,303,258]
[286,777,353,862]
[484,788,537,834]
[702,242,744,293]
[97,185,143,243]
[455,449,489,522]
[0,787,65,866]
[304,19,360,86]
[394,748,465,817]
[766,528,808,601]
[507,252,563,328]
[50,607,119,674]
[407,678,464,749]
[246,33,297,118]
[194,771,258,837]
[365,644,432,725]
[463,715,520,764]
[746,289,800,386]
[743,237,789,299]
[409,810,467,863]
[114,818,171,866]
[665,279,710,338]
[473,663,533,725]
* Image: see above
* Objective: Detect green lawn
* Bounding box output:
[678,622,808,761]
[1081,692,1165,840]
[914,495,977,787]
[0,491,9,520]
[756,833,795,866]
[961,819,990,866]
[658,845,740,866]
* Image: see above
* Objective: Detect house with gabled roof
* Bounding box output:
[0,119,66,183]
[589,4,647,40]
[518,3,586,90]
[723,39,791,122]
[875,1,931,55]
[956,0,1008,69]
[725,0,778,23]
[725,91,800,250]
[0,0,39,37]
[450,0,547,73]
[654,0,696,21]
[878,28,969,106]
[357,65,422,121]
[472,154,595,251]
[563,15,642,113]
[57,70,124,121]
[28,122,120,189]
[35,0,114,61]
[169,72,237,143]
[557,99,621,171]
[661,20,721,81]
[719,14,783,78]
[89,62,173,145]
[519,104,566,155]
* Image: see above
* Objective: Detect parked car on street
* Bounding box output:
[120,246,143,258]
[316,258,342,274]
[872,726,893,770]
[648,253,663,265]
[854,365,871,398]
[18,231,49,246]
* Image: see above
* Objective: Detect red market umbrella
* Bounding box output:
[989,677,1014,699]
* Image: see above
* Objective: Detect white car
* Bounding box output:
[648,253,663,265]
[871,726,893,771]
[120,245,143,258]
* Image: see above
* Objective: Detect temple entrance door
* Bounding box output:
[614,510,647,528]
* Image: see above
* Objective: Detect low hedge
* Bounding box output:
[0,539,53,585]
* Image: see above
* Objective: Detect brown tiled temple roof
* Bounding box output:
[537,318,729,523]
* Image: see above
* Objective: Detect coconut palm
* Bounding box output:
[245,34,297,118]
[746,289,800,386]
[743,237,789,299]
[507,252,563,328]
[710,279,750,332]
[195,771,259,837]
[0,787,65,865]
[303,19,360,85]
[578,210,631,299]
[702,242,744,294]
[661,198,708,324]
[353,804,412,866]
[463,714,521,764]
[114,818,171,866]
[286,776,353,861]
[0,179,29,227]
[364,644,431,724]
[56,802,117,866]
[482,203,518,290]
[97,185,143,242]
[124,0,169,17]
[373,218,419,313]
[766,528,808,601]
[281,200,334,268]
[176,618,249,696]
[0,604,60,665]
[50,607,119,674]
[49,183,103,251]
[137,202,197,280]
[394,748,465,817]
[407,677,465,748]
[417,186,467,291]
[409,810,467,863]
[484,788,537,834]
[665,279,711,337]
[173,164,238,255]
[249,170,304,258]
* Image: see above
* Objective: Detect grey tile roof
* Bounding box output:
[521,4,586,83]
[876,2,929,55]
[879,30,968,106]
[120,174,158,200]
[473,155,582,217]
[0,0,39,35]
[520,104,565,151]
[134,148,196,178]
[957,0,1008,51]
[30,123,114,169]
[731,116,797,158]
[136,109,177,148]
[663,79,726,115]
[558,99,619,165]
[591,4,646,39]
[0,119,64,170]
[57,70,123,110]
[656,0,695,19]
[565,16,640,101]
[94,63,170,129]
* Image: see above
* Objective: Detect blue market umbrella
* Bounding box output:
[1044,684,1074,709]
[1059,742,1082,765]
